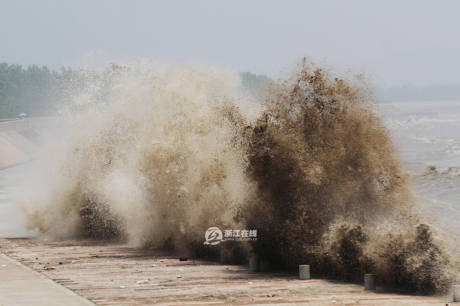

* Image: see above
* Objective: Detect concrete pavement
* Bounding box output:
[0,253,94,306]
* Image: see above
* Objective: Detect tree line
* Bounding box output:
[0,63,271,119]
[0,63,72,118]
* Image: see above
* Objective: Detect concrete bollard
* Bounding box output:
[454,285,460,302]
[299,265,310,280]
[260,260,270,272]
[249,256,259,272]
[364,274,376,290]
[219,251,227,264]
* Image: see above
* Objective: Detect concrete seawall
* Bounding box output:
[0,117,52,169]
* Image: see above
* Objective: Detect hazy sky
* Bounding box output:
[1,0,460,86]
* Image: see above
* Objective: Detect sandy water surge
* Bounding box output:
[22,64,259,249]
[21,60,457,294]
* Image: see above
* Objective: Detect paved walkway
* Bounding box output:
[0,253,94,306]
[1,238,455,305]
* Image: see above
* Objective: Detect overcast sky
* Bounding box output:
[1,0,459,86]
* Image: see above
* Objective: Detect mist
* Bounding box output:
[11,60,456,294]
